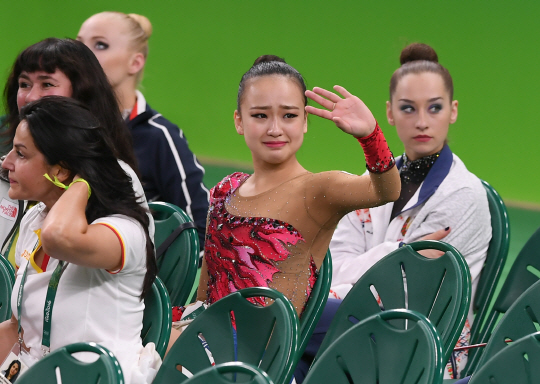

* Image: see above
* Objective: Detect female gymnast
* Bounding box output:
[326,43,492,379]
[194,55,400,314]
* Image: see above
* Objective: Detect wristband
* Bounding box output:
[44,174,92,199]
[69,179,92,199]
[357,122,396,173]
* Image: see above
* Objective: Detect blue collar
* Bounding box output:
[395,144,453,213]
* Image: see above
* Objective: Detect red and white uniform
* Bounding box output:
[12,203,156,383]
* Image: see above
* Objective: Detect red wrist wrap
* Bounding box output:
[357,122,395,173]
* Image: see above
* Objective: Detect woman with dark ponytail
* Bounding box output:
[0,97,158,384]
[167,53,399,349]
[187,54,400,314]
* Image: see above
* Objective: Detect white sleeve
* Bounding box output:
[330,210,399,298]
[14,236,22,268]
[93,215,148,275]
[14,204,42,268]
[403,187,490,287]
[330,184,490,299]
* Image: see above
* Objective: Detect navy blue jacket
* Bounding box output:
[127,92,209,249]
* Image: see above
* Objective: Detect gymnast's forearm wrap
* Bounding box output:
[357,122,396,173]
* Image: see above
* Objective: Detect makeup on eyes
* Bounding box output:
[95,41,109,50]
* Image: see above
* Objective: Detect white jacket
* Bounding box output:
[330,145,492,300]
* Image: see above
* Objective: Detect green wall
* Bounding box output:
[1,0,539,204]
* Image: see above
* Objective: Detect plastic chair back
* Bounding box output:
[184,362,274,384]
[304,309,444,384]
[318,240,470,364]
[149,202,199,307]
[0,259,13,321]
[298,250,332,354]
[0,253,15,286]
[465,226,540,376]
[475,279,540,370]
[154,287,298,384]
[17,342,124,384]
[468,332,540,384]
[141,276,172,358]
[466,181,509,370]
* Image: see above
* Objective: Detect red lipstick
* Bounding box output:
[264,141,287,148]
[413,135,432,142]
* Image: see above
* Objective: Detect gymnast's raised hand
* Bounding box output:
[305,85,377,138]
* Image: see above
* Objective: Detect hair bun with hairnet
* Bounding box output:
[400,43,438,65]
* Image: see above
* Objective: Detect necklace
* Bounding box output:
[400,151,441,184]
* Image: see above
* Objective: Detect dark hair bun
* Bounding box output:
[253,55,286,66]
[400,43,438,65]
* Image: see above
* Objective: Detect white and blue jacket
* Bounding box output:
[330,145,491,299]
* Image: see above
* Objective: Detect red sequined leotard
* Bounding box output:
[196,124,396,315]
[201,172,317,311]
[198,170,396,314]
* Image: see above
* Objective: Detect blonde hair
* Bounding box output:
[125,13,152,58]
[98,11,153,83]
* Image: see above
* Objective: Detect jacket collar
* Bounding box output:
[126,90,153,126]
[396,144,453,213]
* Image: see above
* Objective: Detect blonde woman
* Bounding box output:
[78,12,209,248]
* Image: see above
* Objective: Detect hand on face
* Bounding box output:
[305,85,376,138]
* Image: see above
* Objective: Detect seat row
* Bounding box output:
[13,268,540,384]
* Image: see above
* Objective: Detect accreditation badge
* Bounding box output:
[0,343,31,383]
